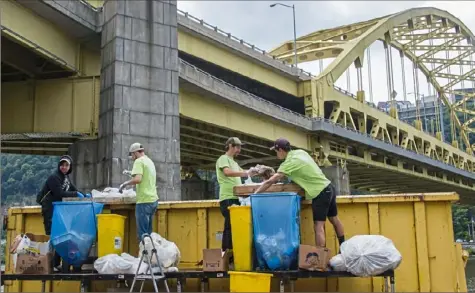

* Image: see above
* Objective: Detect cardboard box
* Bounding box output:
[202,249,232,272]
[298,245,331,271]
[16,253,52,274]
[13,233,53,274]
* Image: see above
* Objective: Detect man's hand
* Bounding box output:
[118,182,128,193]
[246,167,258,177]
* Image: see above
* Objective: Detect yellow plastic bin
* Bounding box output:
[97,214,127,257]
[229,271,273,292]
[228,205,253,271]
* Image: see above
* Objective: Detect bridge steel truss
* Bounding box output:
[269,8,475,177]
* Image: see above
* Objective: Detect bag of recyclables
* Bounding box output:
[340,235,402,276]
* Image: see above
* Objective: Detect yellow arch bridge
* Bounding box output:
[1,0,475,202]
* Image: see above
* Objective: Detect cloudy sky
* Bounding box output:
[177,1,475,105]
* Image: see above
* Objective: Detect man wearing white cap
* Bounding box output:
[119,143,159,242]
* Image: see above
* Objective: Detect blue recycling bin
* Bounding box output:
[51,201,104,266]
[251,192,301,271]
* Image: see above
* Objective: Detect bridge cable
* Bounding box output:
[400,50,407,102]
[367,48,374,103]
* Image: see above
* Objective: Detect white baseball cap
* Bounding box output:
[129,142,144,155]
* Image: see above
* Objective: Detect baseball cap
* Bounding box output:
[270,138,291,151]
[129,142,144,155]
[225,137,244,146]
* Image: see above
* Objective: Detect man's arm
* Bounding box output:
[222,167,255,178]
[119,160,143,192]
[47,176,78,198]
[254,172,286,194]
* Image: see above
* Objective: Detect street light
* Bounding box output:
[270,3,298,67]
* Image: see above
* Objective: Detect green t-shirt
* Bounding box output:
[216,154,242,201]
[131,155,159,204]
[277,149,331,200]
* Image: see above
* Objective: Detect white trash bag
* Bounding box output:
[139,233,181,269]
[94,254,133,274]
[329,254,347,272]
[340,235,402,277]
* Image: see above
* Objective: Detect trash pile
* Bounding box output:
[10,233,53,274]
[91,187,136,199]
[253,164,275,180]
[329,235,402,276]
[94,233,180,274]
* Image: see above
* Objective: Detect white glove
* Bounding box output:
[123,170,132,177]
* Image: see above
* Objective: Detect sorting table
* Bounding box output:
[1,269,395,292]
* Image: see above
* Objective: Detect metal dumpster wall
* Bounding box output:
[4,193,467,292]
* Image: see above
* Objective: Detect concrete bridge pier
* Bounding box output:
[322,166,350,195]
[69,0,181,200]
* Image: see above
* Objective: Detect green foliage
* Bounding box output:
[1,154,59,207]
[452,204,472,241]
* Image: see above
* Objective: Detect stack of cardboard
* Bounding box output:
[10,233,53,274]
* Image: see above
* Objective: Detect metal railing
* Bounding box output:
[180,58,470,173]
[177,9,315,78]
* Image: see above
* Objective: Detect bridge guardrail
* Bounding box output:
[177,9,314,78]
[180,59,470,173]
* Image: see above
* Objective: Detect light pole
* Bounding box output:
[270,3,298,67]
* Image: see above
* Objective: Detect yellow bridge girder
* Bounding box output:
[1,0,81,72]
[270,7,475,154]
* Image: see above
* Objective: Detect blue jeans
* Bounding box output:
[136,200,158,242]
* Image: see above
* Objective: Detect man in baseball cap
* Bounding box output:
[255,138,346,250]
[216,137,257,256]
[119,143,158,242]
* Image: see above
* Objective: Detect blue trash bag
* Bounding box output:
[251,192,301,271]
[51,202,104,266]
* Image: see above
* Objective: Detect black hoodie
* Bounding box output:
[36,155,78,211]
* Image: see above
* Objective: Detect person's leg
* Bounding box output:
[311,185,332,247]
[327,185,345,247]
[136,203,151,243]
[42,208,61,269]
[146,200,159,235]
[219,199,240,252]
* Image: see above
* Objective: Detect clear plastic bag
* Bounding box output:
[340,235,402,277]
[329,254,346,272]
[139,233,181,269]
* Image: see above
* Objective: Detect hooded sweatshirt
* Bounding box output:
[37,155,78,211]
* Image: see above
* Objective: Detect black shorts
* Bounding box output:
[311,184,337,222]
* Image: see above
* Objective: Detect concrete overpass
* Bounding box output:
[2,0,475,202]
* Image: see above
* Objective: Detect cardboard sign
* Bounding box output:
[202,249,232,272]
[16,253,52,274]
[298,245,331,272]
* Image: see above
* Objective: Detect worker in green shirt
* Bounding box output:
[216,137,257,254]
[119,143,159,242]
[254,138,346,249]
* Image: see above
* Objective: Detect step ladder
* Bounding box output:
[129,234,170,293]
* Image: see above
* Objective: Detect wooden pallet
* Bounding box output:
[233,183,304,197]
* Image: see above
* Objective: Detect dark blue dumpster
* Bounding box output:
[251,192,301,271]
[51,201,104,266]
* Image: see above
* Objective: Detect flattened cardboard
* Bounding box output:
[298,245,331,272]
[203,249,232,272]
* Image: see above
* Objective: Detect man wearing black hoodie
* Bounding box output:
[36,155,85,269]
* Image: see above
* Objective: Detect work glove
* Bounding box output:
[85,193,92,198]
[122,170,132,177]
[118,183,126,193]
[77,192,85,198]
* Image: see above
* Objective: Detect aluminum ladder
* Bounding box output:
[129,234,170,293]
